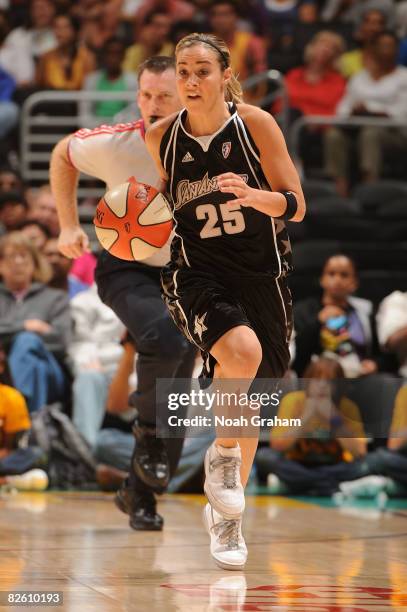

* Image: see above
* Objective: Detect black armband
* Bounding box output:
[275,191,298,220]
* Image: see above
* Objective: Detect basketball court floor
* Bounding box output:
[1,491,407,611]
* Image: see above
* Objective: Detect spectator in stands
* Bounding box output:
[208,0,267,97]
[0,341,31,458]
[377,291,407,378]
[255,357,367,496]
[0,0,56,87]
[256,0,299,28]
[0,192,28,234]
[325,31,407,195]
[0,66,18,142]
[36,14,95,91]
[339,383,407,498]
[123,11,174,75]
[18,219,51,251]
[0,167,23,194]
[0,232,71,412]
[28,185,59,236]
[293,254,379,377]
[283,30,346,116]
[322,0,395,27]
[133,0,195,32]
[43,236,89,298]
[79,0,132,56]
[68,283,125,448]
[339,9,387,78]
[80,37,138,127]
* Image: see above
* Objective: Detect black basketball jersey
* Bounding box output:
[160,103,293,282]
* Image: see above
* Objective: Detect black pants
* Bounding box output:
[255,447,370,495]
[96,252,196,479]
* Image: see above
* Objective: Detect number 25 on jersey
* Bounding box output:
[196,202,246,239]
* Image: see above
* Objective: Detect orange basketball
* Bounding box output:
[93,180,173,261]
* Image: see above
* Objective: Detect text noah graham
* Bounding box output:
[167,415,302,428]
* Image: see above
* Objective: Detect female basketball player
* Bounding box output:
[146,33,306,570]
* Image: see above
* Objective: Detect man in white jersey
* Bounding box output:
[50,56,196,531]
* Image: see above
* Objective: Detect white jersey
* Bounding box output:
[68,119,171,267]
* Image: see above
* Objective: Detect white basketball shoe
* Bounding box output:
[203,503,247,571]
[204,442,245,519]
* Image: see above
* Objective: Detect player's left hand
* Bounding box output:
[217,172,256,207]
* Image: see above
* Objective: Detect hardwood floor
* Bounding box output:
[1,491,407,611]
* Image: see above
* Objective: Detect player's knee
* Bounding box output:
[219,328,262,379]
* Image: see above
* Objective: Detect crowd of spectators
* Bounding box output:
[0,0,407,501]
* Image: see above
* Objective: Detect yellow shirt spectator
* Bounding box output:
[271,390,365,465]
[388,385,407,451]
[0,384,31,449]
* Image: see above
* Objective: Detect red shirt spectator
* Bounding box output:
[285,66,346,116]
[276,30,346,116]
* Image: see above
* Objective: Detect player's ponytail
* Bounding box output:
[175,33,244,105]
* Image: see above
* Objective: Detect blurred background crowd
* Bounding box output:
[1,0,407,503]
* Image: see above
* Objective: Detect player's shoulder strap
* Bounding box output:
[159,110,183,174]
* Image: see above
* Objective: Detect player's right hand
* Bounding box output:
[58,226,90,259]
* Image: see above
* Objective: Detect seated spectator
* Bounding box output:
[80,37,138,127]
[255,357,367,496]
[0,232,71,412]
[134,0,195,32]
[325,31,407,194]
[0,0,56,87]
[0,192,28,235]
[43,237,89,298]
[256,0,299,29]
[0,167,24,194]
[68,283,125,448]
[377,291,407,378]
[17,219,51,251]
[208,0,267,88]
[339,9,387,78]
[36,14,95,91]
[293,255,379,377]
[322,0,395,27]
[0,342,31,458]
[0,341,46,484]
[282,30,346,116]
[123,10,174,75]
[27,184,59,236]
[339,383,407,498]
[0,66,18,143]
[79,0,132,56]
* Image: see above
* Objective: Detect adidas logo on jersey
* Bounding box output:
[182,151,194,163]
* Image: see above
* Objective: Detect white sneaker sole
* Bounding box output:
[202,506,247,571]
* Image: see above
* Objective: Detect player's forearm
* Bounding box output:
[50,136,80,229]
[251,189,306,222]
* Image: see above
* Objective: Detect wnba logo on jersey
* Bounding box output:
[222,142,231,158]
[176,172,248,209]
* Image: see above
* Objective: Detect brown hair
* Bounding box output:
[137,55,175,83]
[0,231,52,284]
[175,33,243,104]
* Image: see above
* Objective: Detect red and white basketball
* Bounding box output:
[93,180,173,261]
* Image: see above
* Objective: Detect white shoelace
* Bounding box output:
[210,456,241,489]
[212,518,240,550]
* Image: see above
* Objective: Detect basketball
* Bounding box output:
[93,180,173,261]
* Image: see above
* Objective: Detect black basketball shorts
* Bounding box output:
[161,267,293,381]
